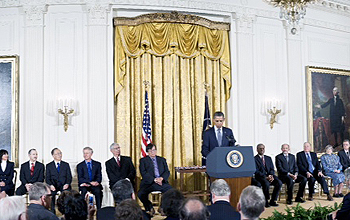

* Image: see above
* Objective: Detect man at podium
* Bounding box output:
[201,111,236,165]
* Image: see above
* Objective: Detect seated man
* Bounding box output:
[207,179,240,220]
[138,143,172,215]
[338,139,350,172]
[179,198,210,220]
[275,144,307,204]
[16,149,45,195]
[254,143,282,207]
[27,182,59,220]
[105,143,136,189]
[96,179,150,220]
[237,186,265,220]
[296,142,333,201]
[77,146,103,209]
[46,147,72,213]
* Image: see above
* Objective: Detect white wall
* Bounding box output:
[0,0,350,203]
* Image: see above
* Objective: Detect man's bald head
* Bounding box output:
[179,198,209,220]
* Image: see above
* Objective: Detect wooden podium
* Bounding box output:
[207,146,255,208]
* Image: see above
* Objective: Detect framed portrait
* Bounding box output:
[307,66,350,153]
[0,56,19,167]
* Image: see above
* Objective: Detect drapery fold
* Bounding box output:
[115,23,231,101]
[114,16,231,191]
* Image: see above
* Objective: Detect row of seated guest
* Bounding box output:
[1,142,171,214]
[252,141,345,208]
[252,140,350,207]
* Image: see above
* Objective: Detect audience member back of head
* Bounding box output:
[179,197,209,220]
[64,194,88,220]
[115,199,143,220]
[238,186,265,220]
[160,188,184,220]
[0,196,26,220]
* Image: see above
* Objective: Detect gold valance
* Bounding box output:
[114,16,232,100]
[113,12,230,31]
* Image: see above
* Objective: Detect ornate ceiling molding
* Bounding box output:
[304,17,350,33]
[86,3,111,26]
[113,11,231,30]
[0,0,349,32]
[235,12,256,35]
[311,0,350,16]
[23,4,48,26]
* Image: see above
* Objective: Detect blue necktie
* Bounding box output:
[217,128,222,147]
[306,153,314,173]
[152,158,160,178]
[87,162,92,181]
[57,163,60,173]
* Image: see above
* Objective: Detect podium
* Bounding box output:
[206,146,255,208]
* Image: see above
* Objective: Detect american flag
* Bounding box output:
[141,91,152,158]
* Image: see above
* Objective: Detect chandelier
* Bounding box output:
[265,0,315,34]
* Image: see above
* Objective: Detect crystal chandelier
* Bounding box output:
[265,0,315,34]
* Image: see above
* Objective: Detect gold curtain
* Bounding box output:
[114,18,231,191]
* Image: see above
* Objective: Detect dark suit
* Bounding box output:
[105,156,136,189]
[321,95,346,145]
[46,160,72,212]
[77,159,103,209]
[0,161,15,195]
[296,151,329,196]
[27,203,59,220]
[207,201,240,220]
[201,126,236,165]
[254,154,282,203]
[336,192,350,220]
[338,149,350,172]
[96,206,150,220]
[138,156,172,211]
[16,161,45,195]
[275,153,307,201]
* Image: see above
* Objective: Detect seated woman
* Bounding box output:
[0,149,15,196]
[321,145,345,197]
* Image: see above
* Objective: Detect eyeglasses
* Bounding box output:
[41,193,52,198]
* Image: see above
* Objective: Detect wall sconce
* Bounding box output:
[264,99,283,129]
[46,99,78,132]
[57,99,77,132]
[58,105,74,132]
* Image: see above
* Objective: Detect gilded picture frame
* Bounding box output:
[0,56,19,167]
[307,66,350,153]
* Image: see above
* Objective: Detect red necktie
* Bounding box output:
[30,163,35,176]
[117,157,121,167]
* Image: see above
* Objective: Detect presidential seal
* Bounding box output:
[226,150,243,168]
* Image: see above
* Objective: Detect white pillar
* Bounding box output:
[21,4,47,162]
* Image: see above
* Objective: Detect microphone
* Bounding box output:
[226,135,236,146]
[226,135,234,142]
